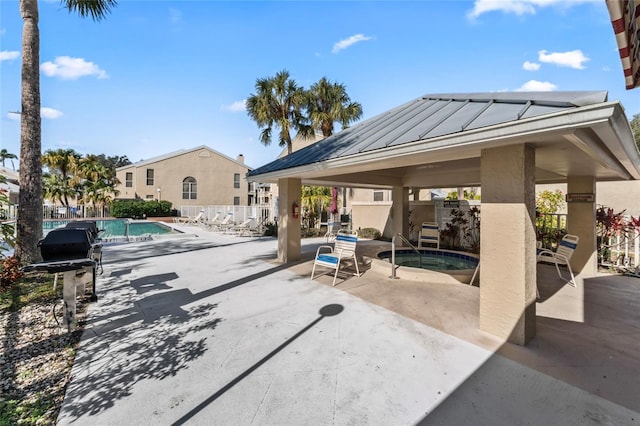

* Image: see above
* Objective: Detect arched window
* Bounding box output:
[182,177,197,200]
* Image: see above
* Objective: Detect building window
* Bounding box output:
[234,173,240,189]
[125,172,133,188]
[182,176,197,200]
[145,194,154,199]
[233,196,240,205]
[373,190,384,202]
[146,169,154,186]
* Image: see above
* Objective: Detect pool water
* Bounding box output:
[377,249,478,271]
[43,219,178,238]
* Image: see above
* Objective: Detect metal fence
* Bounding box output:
[43,205,110,220]
[179,205,275,225]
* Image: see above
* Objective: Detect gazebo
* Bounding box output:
[247,91,640,345]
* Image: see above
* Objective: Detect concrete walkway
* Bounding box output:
[57,229,640,425]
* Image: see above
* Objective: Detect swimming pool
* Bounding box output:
[43,219,180,239]
[373,248,479,284]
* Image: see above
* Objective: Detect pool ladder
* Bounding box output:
[390,233,422,279]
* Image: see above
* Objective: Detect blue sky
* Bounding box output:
[1,0,638,170]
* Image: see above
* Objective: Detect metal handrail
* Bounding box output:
[390,233,422,279]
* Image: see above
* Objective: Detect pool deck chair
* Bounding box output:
[175,211,205,224]
[311,230,361,286]
[537,234,579,287]
[418,222,440,249]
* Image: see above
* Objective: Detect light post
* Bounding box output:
[157,188,161,201]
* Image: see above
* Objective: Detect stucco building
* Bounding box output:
[115,146,253,210]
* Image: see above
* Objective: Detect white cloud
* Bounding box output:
[516,80,558,91]
[41,56,109,80]
[41,107,63,119]
[1,50,20,61]
[538,49,589,69]
[332,34,373,54]
[522,61,540,71]
[222,100,246,112]
[467,0,590,19]
[6,108,64,120]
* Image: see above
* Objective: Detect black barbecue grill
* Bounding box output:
[20,221,104,331]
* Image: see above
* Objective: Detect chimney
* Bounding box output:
[237,154,244,163]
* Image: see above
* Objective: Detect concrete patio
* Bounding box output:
[57,229,640,425]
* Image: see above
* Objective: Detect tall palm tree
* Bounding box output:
[15,0,116,264]
[0,149,18,170]
[246,69,314,155]
[307,77,363,137]
[307,77,363,218]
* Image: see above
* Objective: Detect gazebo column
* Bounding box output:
[567,176,597,276]
[277,178,301,263]
[391,186,410,239]
[480,144,537,345]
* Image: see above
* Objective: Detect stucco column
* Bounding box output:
[277,178,301,263]
[567,176,597,276]
[391,186,410,239]
[480,144,537,345]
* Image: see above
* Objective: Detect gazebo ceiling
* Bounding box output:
[247,91,640,189]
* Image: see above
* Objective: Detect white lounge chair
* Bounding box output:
[537,234,579,287]
[174,211,205,224]
[311,230,361,286]
[418,222,439,249]
[226,218,253,236]
[201,213,221,230]
[211,213,234,232]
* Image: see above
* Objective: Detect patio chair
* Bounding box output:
[211,212,234,232]
[226,218,253,236]
[174,211,205,224]
[311,230,361,286]
[418,222,439,249]
[201,213,221,230]
[537,234,579,287]
[324,220,342,242]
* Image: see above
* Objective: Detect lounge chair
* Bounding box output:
[201,213,221,230]
[418,222,439,249]
[211,213,234,232]
[226,218,253,236]
[311,230,361,286]
[174,211,205,224]
[537,234,579,287]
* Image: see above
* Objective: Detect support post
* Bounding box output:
[480,144,537,345]
[277,178,301,263]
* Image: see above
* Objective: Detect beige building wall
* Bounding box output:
[115,146,251,210]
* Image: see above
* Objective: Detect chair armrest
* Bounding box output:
[315,245,334,257]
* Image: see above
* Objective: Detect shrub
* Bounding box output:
[110,199,173,218]
[358,227,381,240]
[1,256,22,288]
[263,222,278,237]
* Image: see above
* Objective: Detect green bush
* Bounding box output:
[358,227,381,240]
[263,222,278,237]
[110,199,173,218]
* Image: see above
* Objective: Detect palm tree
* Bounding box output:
[307,77,363,137]
[15,0,116,264]
[42,148,81,206]
[246,69,314,155]
[0,149,18,170]
[307,77,362,219]
[301,185,332,229]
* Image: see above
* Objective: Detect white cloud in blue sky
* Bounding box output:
[516,80,558,91]
[41,107,63,119]
[222,100,246,112]
[538,49,589,69]
[1,50,19,61]
[332,34,373,54]
[467,0,592,19]
[41,56,109,80]
[523,61,540,71]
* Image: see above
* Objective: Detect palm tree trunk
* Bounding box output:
[15,0,43,264]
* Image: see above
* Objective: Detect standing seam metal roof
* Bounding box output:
[247,91,609,177]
